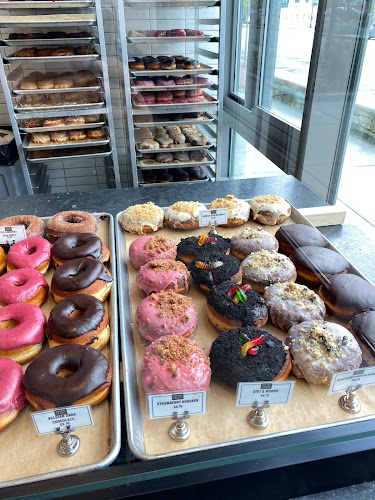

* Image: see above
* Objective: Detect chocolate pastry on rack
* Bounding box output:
[275,224,326,257]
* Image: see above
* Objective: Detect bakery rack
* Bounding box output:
[0,0,120,194]
[117,0,225,187]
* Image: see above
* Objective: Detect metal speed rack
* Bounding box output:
[0,0,120,194]
[117,0,225,187]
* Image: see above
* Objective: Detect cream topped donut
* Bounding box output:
[0,358,25,432]
[285,320,362,384]
[208,194,250,227]
[0,303,46,364]
[241,250,297,293]
[136,290,197,342]
[230,226,279,261]
[0,268,48,307]
[52,233,110,267]
[120,202,164,234]
[136,259,190,295]
[263,282,326,332]
[46,211,98,240]
[249,195,291,225]
[7,236,52,274]
[129,235,177,270]
[0,215,45,239]
[164,201,206,230]
[141,334,211,393]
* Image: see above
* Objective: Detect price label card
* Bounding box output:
[0,225,26,245]
[198,208,227,227]
[31,405,94,435]
[328,366,375,395]
[236,381,295,407]
[147,391,206,419]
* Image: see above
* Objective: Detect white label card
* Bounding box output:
[198,208,228,227]
[328,366,375,395]
[236,381,295,407]
[147,391,206,419]
[31,405,94,435]
[0,225,26,245]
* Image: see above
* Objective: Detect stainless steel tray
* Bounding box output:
[133,111,215,127]
[0,213,120,488]
[7,53,99,63]
[27,145,111,162]
[137,149,214,168]
[0,14,96,27]
[19,120,105,132]
[130,63,214,77]
[137,142,213,153]
[131,83,211,92]
[127,35,213,43]
[13,81,101,95]
[15,100,104,112]
[23,127,109,150]
[0,0,92,8]
[132,91,218,109]
[2,37,95,46]
[125,0,218,6]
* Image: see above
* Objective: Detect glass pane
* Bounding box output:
[233,0,252,98]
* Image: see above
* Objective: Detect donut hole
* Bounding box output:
[13,277,27,287]
[57,368,75,378]
[0,319,19,329]
[27,247,36,255]
[67,216,84,224]
[69,308,85,319]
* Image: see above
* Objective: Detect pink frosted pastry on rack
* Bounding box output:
[136,259,190,296]
[136,290,198,342]
[0,358,25,433]
[7,236,52,274]
[0,268,48,307]
[141,334,211,393]
[129,234,177,270]
[0,303,46,364]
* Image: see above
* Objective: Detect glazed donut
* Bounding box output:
[51,257,113,303]
[177,234,230,266]
[46,211,98,240]
[0,358,25,433]
[0,215,45,239]
[7,236,52,274]
[208,195,250,227]
[136,259,190,296]
[86,127,106,139]
[23,344,112,410]
[0,303,46,364]
[275,224,326,257]
[164,201,206,230]
[52,233,110,267]
[190,253,242,294]
[129,235,177,270]
[120,202,164,235]
[0,247,5,275]
[0,268,48,307]
[230,226,279,261]
[47,294,110,350]
[249,195,291,225]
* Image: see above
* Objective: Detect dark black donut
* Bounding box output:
[190,253,241,290]
[177,234,230,262]
[51,257,112,292]
[53,233,103,261]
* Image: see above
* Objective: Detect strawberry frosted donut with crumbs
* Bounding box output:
[136,259,190,295]
[129,235,177,270]
[165,200,206,230]
[120,202,164,235]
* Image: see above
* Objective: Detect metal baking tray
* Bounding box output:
[125,0,218,6]
[15,99,104,112]
[130,63,215,77]
[0,15,96,27]
[116,203,375,460]
[13,81,101,95]
[26,144,111,162]
[137,149,214,168]
[132,91,218,109]
[0,0,92,7]
[137,142,213,153]
[131,83,211,92]
[133,111,215,127]
[0,213,120,488]
[127,35,214,44]
[23,127,109,150]
[19,120,105,132]
[6,53,99,63]
[137,169,209,187]
[2,37,95,46]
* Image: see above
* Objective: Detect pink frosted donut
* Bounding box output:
[129,235,177,270]
[136,259,190,296]
[7,236,52,274]
[0,268,48,307]
[0,303,46,364]
[0,358,25,432]
[141,334,211,393]
[136,290,198,342]
[0,215,45,239]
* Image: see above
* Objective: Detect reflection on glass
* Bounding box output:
[233,0,252,98]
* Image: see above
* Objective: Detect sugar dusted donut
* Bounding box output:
[0,215,45,239]
[136,290,197,342]
[136,259,190,295]
[249,195,291,225]
[285,320,362,384]
[46,211,98,240]
[0,358,25,432]
[23,344,112,410]
[7,236,52,274]
[275,224,326,257]
[120,202,164,234]
[263,282,326,332]
[0,268,48,307]
[165,201,206,230]
[190,253,242,294]
[141,334,211,393]
[129,235,177,270]
[0,303,46,364]
[47,295,109,350]
[230,226,279,261]
[51,257,113,303]
[177,234,230,266]
[52,232,110,267]
[208,194,250,227]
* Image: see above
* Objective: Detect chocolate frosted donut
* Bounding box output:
[47,294,109,350]
[190,253,242,293]
[275,224,326,257]
[0,215,45,239]
[46,211,98,240]
[23,344,112,409]
[52,233,109,266]
[51,257,113,303]
[206,281,268,332]
[349,311,375,359]
[177,234,230,265]
[230,226,279,261]
[291,246,349,286]
[210,327,291,388]
[319,274,375,319]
